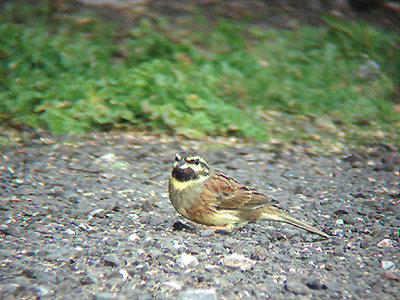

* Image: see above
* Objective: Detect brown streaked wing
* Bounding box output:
[200,170,271,211]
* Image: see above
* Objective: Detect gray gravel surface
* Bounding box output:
[0,133,399,299]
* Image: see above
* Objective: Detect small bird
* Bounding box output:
[168,151,329,238]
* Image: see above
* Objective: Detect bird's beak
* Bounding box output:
[177,159,189,169]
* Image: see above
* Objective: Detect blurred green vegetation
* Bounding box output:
[0,1,399,147]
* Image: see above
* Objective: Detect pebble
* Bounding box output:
[128,233,140,241]
[220,253,255,271]
[377,239,393,248]
[341,215,355,225]
[180,289,217,300]
[172,221,191,231]
[176,253,199,268]
[381,261,395,271]
[251,245,268,260]
[335,219,345,225]
[80,273,98,285]
[306,279,328,290]
[212,243,225,255]
[32,285,50,296]
[104,254,120,268]
[163,280,182,290]
[65,228,75,235]
[223,238,239,249]
[95,153,117,164]
[92,292,118,300]
[284,281,310,295]
[199,229,215,237]
[333,247,345,257]
[118,269,130,281]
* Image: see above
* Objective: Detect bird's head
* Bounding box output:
[171,151,210,182]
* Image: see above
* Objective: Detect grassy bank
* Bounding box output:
[1,1,399,148]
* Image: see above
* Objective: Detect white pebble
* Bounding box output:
[377,239,393,248]
[65,229,75,235]
[119,269,130,281]
[176,253,199,268]
[381,261,395,271]
[220,253,255,271]
[128,233,140,241]
[163,280,182,290]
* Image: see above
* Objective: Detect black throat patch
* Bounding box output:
[172,166,199,182]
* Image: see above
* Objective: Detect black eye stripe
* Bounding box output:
[187,159,200,165]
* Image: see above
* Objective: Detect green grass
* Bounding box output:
[1,1,399,148]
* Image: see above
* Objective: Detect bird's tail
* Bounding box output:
[261,206,330,238]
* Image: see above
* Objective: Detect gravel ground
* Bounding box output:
[0,132,399,299]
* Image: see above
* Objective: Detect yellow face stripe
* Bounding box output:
[169,175,208,190]
[187,163,207,173]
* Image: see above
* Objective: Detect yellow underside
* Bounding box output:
[200,210,242,227]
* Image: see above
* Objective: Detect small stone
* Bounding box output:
[88,208,104,220]
[199,229,215,237]
[173,241,188,252]
[104,254,120,268]
[172,221,191,231]
[163,280,182,290]
[80,273,98,285]
[351,193,368,199]
[211,243,225,254]
[351,161,363,168]
[341,215,355,225]
[92,291,118,300]
[284,281,310,295]
[220,253,255,271]
[148,249,163,259]
[223,238,239,249]
[22,268,37,279]
[333,247,345,257]
[204,264,218,272]
[335,219,344,225]
[325,264,334,271]
[118,269,130,281]
[95,153,117,164]
[305,279,328,290]
[128,233,140,241]
[251,246,268,260]
[381,261,395,271]
[176,253,199,268]
[78,223,96,232]
[65,229,75,235]
[32,285,50,296]
[377,239,393,248]
[180,289,217,300]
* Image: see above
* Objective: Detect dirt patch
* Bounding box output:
[75,0,400,32]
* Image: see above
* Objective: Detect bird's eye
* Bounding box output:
[194,159,200,165]
[174,155,180,162]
